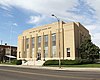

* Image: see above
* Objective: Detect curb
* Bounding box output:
[0,64,100,72]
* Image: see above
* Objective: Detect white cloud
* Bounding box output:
[85,24,100,47]
[85,24,97,31]
[13,23,18,26]
[6,13,14,17]
[91,32,100,47]
[28,15,42,24]
[86,0,100,20]
[93,33,100,40]
[0,5,10,11]
[0,0,78,17]
[0,0,88,23]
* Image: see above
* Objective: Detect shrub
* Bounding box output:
[61,59,81,65]
[11,59,17,64]
[81,59,94,64]
[43,60,59,66]
[43,59,97,66]
[16,60,22,65]
[43,59,81,66]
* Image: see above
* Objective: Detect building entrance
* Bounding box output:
[37,52,41,60]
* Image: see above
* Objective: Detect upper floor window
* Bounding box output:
[32,37,35,48]
[44,35,48,47]
[52,33,56,46]
[38,36,41,47]
[26,38,29,49]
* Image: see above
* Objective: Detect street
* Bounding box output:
[0,66,100,80]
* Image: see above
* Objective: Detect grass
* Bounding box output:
[0,62,16,65]
[0,59,17,65]
[44,64,100,68]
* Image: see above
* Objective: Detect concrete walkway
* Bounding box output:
[0,64,100,72]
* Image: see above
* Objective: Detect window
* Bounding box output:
[38,36,41,47]
[44,35,48,58]
[26,38,29,49]
[32,37,35,48]
[52,33,56,46]
[19,52,20,58]
[66,48,70,57]
[52,33,56,57]
[52,46,56,57]
[44,35,48,47]
[44,47,48,58]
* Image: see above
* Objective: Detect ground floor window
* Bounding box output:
[37,48,41,60]
[52,46,56,57]
[32,48,34,58]
[66,48,70,57]
[44,47,48,58]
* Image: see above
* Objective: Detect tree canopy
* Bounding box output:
[79,37,100,62]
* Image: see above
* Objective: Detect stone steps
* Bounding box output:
[22,60,45,66]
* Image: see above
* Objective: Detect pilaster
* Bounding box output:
[29,35,32,59]
[24,36,26,58]
[34,34,38,60]
[41,32,44,60]
[48,31,52,58]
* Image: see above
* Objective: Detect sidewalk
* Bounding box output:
[0,64,100,72]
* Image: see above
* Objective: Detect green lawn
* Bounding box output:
[44,64,100,68]
[0,60,17,65]
[0,62,16,65]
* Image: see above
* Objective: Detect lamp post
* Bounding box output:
[44,49,45,61]
[99,50,100,60]
[9,23,16,62]
[52,14,61,68]
[9,25,13,63]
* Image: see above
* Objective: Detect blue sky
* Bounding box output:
[0,0,100,47]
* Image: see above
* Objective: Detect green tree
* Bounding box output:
[79,37,100,62]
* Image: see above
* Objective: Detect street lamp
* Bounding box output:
[9,25,13,63]
[9,23,16,63]
[44,49,45,61]
[99,51,100,60]
[52,14,61,68]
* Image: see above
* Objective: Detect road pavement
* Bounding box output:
[0,66,100,80]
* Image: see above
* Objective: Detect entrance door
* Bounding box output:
[37,52,41,60]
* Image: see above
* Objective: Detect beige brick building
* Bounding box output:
[17,21,90,62]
